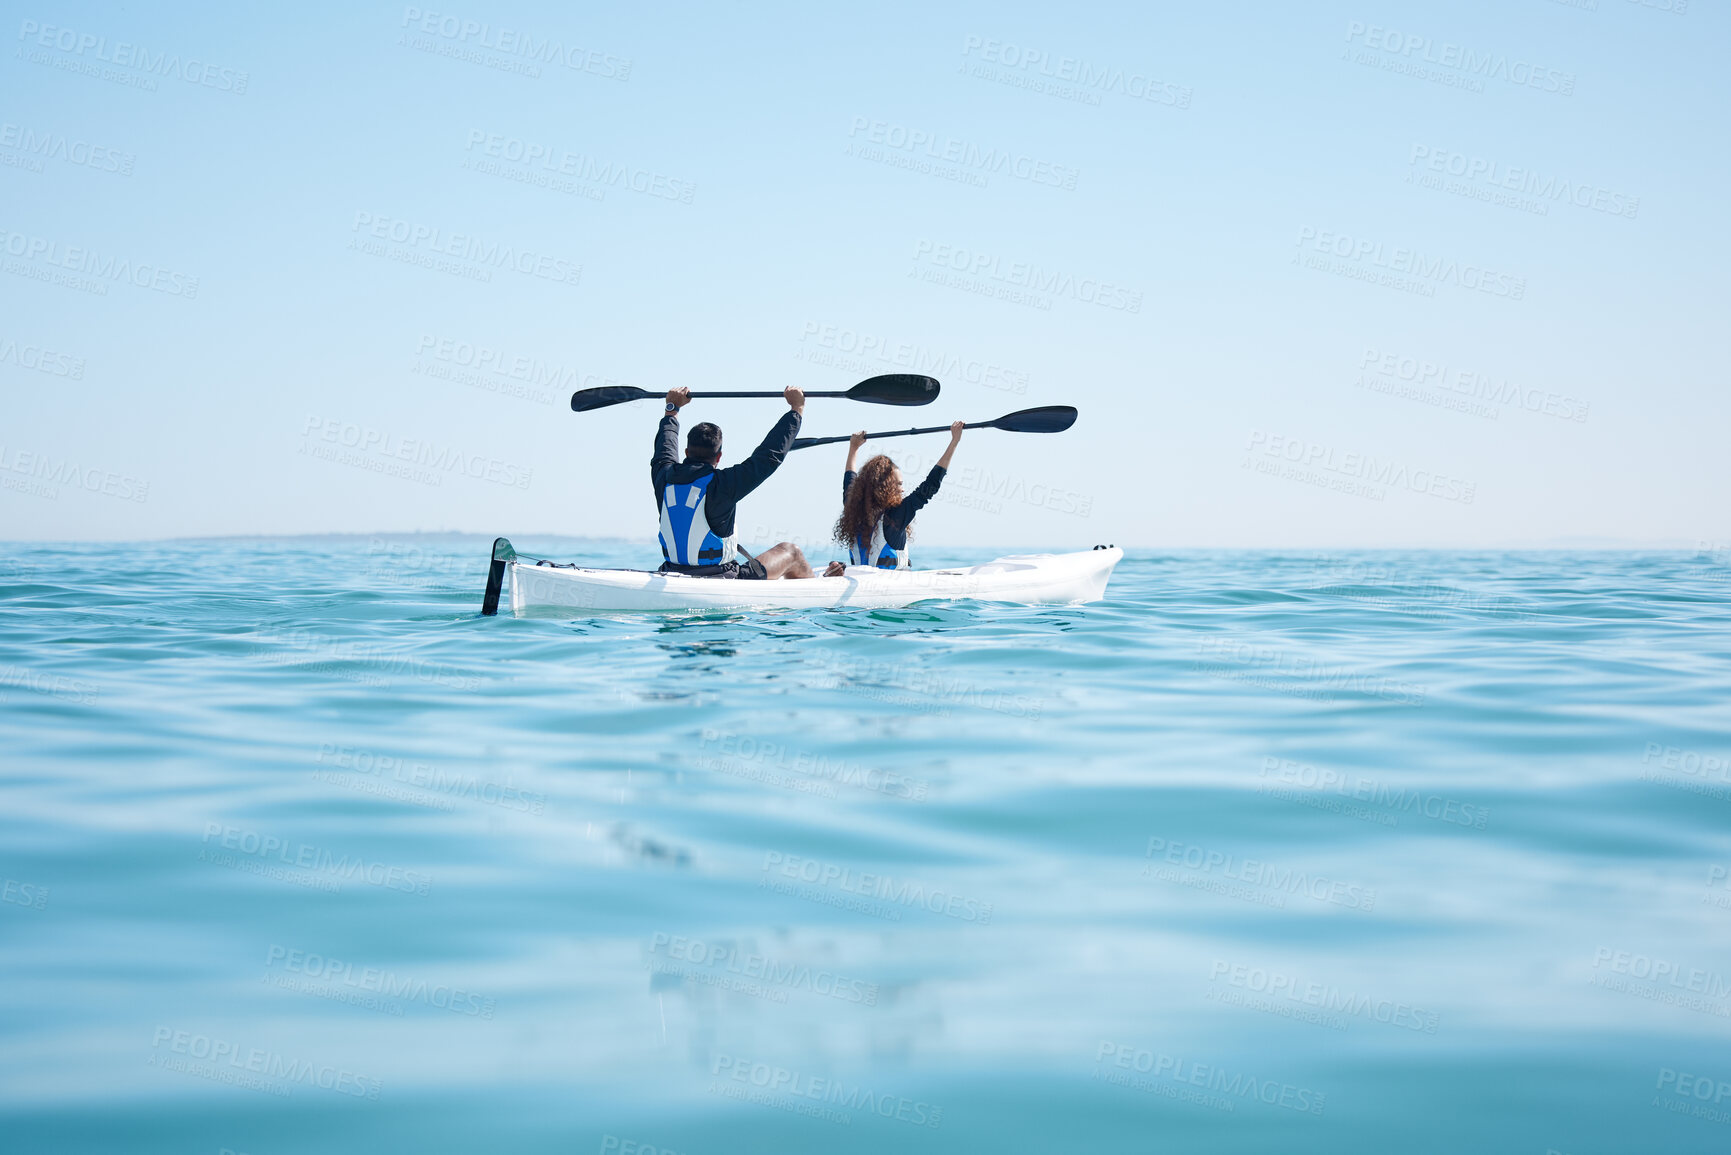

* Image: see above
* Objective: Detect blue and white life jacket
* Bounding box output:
[848,516,910,570]
[658,472,735,566]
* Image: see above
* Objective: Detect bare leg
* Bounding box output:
[755,542,815,579]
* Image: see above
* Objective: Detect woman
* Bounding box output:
[825,421,965,575]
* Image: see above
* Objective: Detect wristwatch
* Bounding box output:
[665,403,679,414]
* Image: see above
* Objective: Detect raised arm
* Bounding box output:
[936,420,964,470]
[651,388,689,493]
[708,387,805,505]
[886,422,963,531]
[841,430,866,499]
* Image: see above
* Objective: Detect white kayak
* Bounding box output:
[480,539,1121,615]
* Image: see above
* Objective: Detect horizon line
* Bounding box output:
[1,531,1724,553]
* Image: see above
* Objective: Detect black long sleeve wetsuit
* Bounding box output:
[651,408,802,574]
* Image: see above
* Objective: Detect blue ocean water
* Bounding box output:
[2,538,1729,1154]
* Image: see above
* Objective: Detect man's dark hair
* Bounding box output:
[686,422,723,463]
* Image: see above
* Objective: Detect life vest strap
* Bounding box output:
[849,514,909,570]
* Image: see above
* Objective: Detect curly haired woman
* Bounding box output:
[823,421,965,577]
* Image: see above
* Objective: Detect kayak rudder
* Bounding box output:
[480,537,517,616]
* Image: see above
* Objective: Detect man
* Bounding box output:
[652,385,816,579]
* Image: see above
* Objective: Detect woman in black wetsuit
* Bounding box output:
[825,421,965,575]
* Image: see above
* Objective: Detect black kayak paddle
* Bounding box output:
[571,373,938,413]
[789,405,1078,450]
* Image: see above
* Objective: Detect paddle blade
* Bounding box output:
[844,374,940,406]
[570,385,654,412]
[991,405,1078,433]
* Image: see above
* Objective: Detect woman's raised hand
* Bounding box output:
[849,430,868,450]
[936,421,965,470]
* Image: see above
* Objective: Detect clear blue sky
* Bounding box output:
[3,0,1725,548]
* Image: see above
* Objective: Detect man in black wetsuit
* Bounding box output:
[651,386,816,579]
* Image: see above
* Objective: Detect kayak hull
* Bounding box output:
[502,547,1122,614]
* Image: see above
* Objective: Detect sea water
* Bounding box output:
[2,537,1729,1153]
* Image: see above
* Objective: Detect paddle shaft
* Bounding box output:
[572,374,938,412]
[684,390,856,399]
[792,420,988,451]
